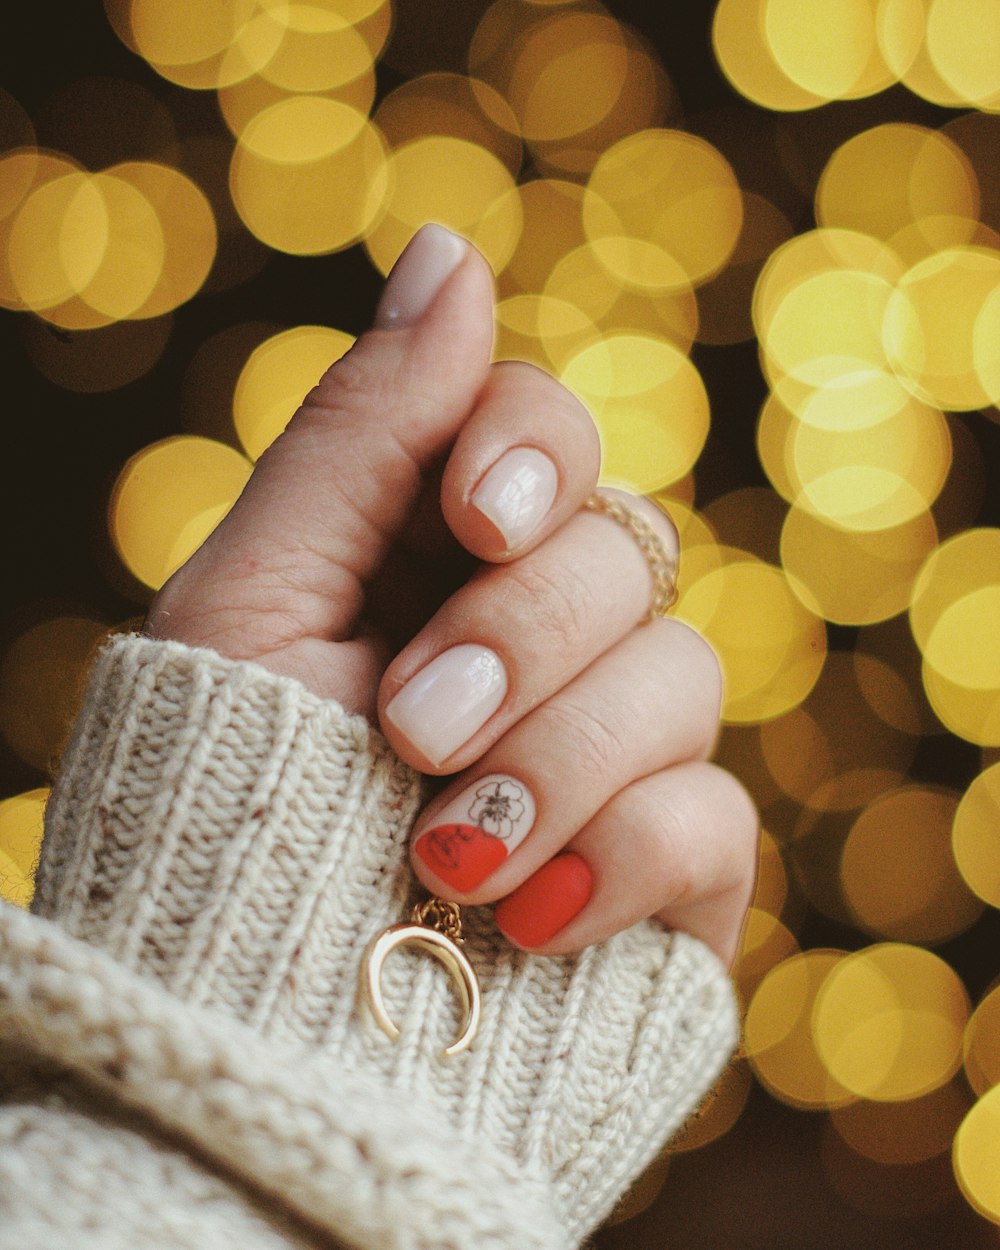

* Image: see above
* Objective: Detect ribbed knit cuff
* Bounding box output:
[32,633,425,1041]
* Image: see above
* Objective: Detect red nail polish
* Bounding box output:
[493,853,593,948]
[414,823,509,893]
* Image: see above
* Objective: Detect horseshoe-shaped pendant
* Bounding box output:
[361,898,482,1058]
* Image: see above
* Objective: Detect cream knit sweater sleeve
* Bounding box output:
[0,634,739,1250]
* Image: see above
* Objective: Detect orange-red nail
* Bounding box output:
[493,852,593,948]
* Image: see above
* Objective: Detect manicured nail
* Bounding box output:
[470,447,559,552]
[384,645,507,766]
[414,774,536,893]
[374,224,467,329]
[494,852,593,948]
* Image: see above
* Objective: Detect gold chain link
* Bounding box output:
[584,493,679,620]
[411,897,465,944]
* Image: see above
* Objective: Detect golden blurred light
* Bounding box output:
[952,763,1000,909]
[109,162,217,318]
[702,486,786,567]
[745,949,856,1109]
[964,985,1000,1097]
[673,553,826,723]
[954,1084,1000,1224]
[233,325,354,460]
[779,502,938,625]
[925,0,1000,108]
[494,294,599,373]
[785,400,951,532]
[763,0,895,101]
[0,618,109,772]
[647,499,720,602]
[502,179,587,295]
[942,112,1000,237]
[218,69,377,141]
[816,123,978,241]
[840,787,983,944]
[230,98,389,255]
[761,652,919,811]
[753,828,790,916]
[247,2,377,93]
[560,333,709,493]
[0,789,48,909]
[813,943,969,1101]
[21,314,173,393]
[544,244,699,351]
[181,321,280,443]
[127,0,279,89]
[885,246,1000,411]
[669,1061,753,1153]
[734,907,799,1002]
[583,129,742,291]
[923,663,1000,745]
[374,73,522,175]
[712,0,826,110]
[696,192,793,346]
[877,0,971,107]
[469,0,672,176]
[364,136,521,276]
[109,436,254,591]
[831,1080,972,1165]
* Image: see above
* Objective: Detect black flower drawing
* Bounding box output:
[468,779,525,840]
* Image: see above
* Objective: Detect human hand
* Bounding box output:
[145,224,757,965]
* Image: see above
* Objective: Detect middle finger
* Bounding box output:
[378,495,679,772]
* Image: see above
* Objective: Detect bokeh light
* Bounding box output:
[952,762,1000,907]
[813,944,969,1101]
[0,788,48,908]
[964,984,1000,1098]
[109,436,254,591]
[233,324,355,459]
[954,1084,1000,1224]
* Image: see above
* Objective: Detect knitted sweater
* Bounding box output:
[0,634,739,1250]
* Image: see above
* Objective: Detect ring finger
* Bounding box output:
[378,493,680,772]
[407,615,722,902]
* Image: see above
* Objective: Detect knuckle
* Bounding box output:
[504,559,594,654]
[535,694,631,784]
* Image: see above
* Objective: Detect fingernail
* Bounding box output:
[374,224,467,329]
[413,773,536,893]
[470,447,559,552]
[384,645,507,766]
[494,853,593,948]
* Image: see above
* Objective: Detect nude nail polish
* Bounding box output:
[384,645,507,766]
[414,774,536,893]
[494,853,593,948]
[374,224,467,329]
[470,447,558,552]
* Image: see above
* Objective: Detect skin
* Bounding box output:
[145,231,759,967]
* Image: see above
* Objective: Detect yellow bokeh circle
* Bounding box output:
[233,325,355,460]
[954,1084,1000,1224]
[364,136,521,277]
[583,130,742,291]
[952,763,1000,908]
[712,0,827,110]
[231,97,389,255]
[925,0,1000,108]
[840,786,983,944]
[673,553,826,723]
[0,618,110,773]
[560,333,708,494]
[745,950,856,1109]
[109,436,254,591]
[813,943,969,1101]
[885,246,1000,411]
[816,123,978,240]
[763,0,895,101]
[964,985,1000,1098]
[0,788,49,908]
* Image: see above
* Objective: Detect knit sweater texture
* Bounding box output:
[0,634,740,1249]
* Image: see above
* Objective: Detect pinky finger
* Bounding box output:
[493,762,758,967]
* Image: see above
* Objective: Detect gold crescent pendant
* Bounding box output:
[361,903,482,1059]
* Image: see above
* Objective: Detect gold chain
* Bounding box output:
[411,896,465,944]
[584,493,679,620]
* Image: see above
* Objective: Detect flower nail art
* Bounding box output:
[413,773,536,893]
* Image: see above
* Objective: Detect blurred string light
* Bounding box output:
[1,0,1000,1236]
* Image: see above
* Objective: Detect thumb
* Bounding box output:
[147,225,495,656]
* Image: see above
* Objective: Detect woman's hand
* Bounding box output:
[145,224,757,965]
